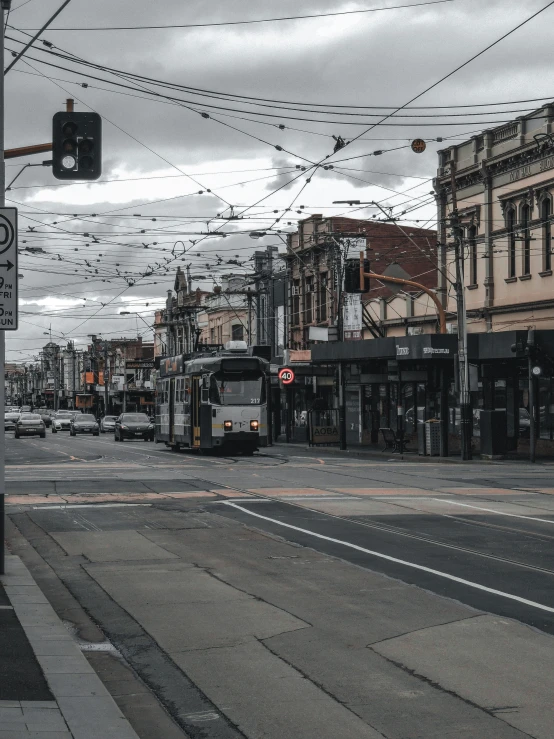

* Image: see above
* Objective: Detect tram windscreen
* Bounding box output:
[210,372,264,405]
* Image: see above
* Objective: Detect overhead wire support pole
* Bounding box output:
[0,1,7,576]
[449,161,472,461]
[4,0,73,75]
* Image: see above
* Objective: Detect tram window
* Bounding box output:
[210,372,265,405]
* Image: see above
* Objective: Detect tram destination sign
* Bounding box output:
[0,208,18,330]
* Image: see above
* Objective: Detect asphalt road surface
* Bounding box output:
[5,430,554,739]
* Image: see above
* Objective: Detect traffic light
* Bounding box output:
[344,257,370,293]
[52,111,102,180]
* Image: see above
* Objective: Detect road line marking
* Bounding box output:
[31,503,153,509]
[431,498,554,524]
[223,502,554,614]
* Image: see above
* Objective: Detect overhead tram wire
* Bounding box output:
[15,1,455,31]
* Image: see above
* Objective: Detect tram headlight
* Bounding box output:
[250,420,259,431]
[224,420,233,431]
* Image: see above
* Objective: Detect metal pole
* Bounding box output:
[123,358,127,412]
[450,162,472,460]
[247,289,252,344]
[528,329,536,463]
[0,5,6,575]
[104,341,109,416]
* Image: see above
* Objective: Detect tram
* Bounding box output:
[156,341,270,454]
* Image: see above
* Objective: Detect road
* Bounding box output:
[5,430,554,739]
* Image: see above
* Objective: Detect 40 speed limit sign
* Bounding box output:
[278,368,295,385]
[0,208,18,330]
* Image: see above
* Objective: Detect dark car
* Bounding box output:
[14,413,46,439]
[114,413,154,442]
[100,415,118,433]
[38,410,52,428]
[70,414,100,437]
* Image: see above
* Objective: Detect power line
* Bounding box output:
[16,1,454,31]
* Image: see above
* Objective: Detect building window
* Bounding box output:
[468,225,478,285]
[305,276,313,324]
[542,198,552,272]
[292,280,300,326]
[210,328,215,343]
[231,324,244,341]
[521,204,531,276]
[319,273,328,322]
[507,208,516,278]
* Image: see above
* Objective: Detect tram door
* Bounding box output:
[191,376,201,448]
[169,378,176,443]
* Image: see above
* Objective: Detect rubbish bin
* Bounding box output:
[424,419,441,456]
[480,410,507,459]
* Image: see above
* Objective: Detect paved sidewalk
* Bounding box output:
[0,554,140,739]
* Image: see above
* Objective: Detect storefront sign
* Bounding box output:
[396,347,410,356]
[311,426,340,444]
[423,347,450,355]
[343,294,362,340]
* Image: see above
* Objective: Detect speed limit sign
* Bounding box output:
[278,368,295,385]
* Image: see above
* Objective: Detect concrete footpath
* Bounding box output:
[0,554,139,739]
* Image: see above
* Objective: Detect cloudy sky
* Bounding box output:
[4,0,553,362]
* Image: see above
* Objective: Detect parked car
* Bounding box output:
[70,414,99,437]
[14,413,46,439]
[52,410,79,433]
[100,415,118,433]
[4,411,20,431]
[114,413,155,442]
[20,405,31,413]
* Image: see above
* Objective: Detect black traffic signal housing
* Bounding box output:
[52,111,102,180]
[344,257,370,293]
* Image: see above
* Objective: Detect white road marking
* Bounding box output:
[224,502,554,614]
[432,498,554,524]
[31,503,152,510]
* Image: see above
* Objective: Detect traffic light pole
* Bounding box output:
[0,4,7,575]
[528,329,536,464]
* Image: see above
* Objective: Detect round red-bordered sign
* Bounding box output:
[411,138,426,154]
[278,368,295,385]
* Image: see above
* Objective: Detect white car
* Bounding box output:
[4,411,20,431]
[52,410,79,433]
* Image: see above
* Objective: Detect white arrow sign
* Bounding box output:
[0,208,18,330]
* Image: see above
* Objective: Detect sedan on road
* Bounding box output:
[14,413,46,439]
[52,410,79,433]
[100,415,117,434]
[114,413,155,442]
[37,410,52,428]
[70,414,100,437]
[4,411,20,431]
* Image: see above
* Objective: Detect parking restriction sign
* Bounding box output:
[0,208,18,330]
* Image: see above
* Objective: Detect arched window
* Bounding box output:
[507,208,516,278]
[468,225,478,285]
[542,198,552,272]
[521,204,531,276]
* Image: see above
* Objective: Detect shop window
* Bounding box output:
[468,225,478,285]
[507,208,516,278]
[542,198,552,272]
[521,204,531,276]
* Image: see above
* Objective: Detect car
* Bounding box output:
[20,406,31,413]
[14,413,46,439]
[70,414,99,437]
[114,413,155,442]
[100,415,118,434]
[4,411,20,431]
[52,410,79,433]
[37,410,52,428]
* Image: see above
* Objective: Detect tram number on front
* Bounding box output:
[250,398,260,404]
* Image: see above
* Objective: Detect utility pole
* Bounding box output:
[449,161,472,460]
[104,340,109,417]
[0,1,8,575]
[247,288,253,344]
[336,240,347,450]
[528,328,537,463]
